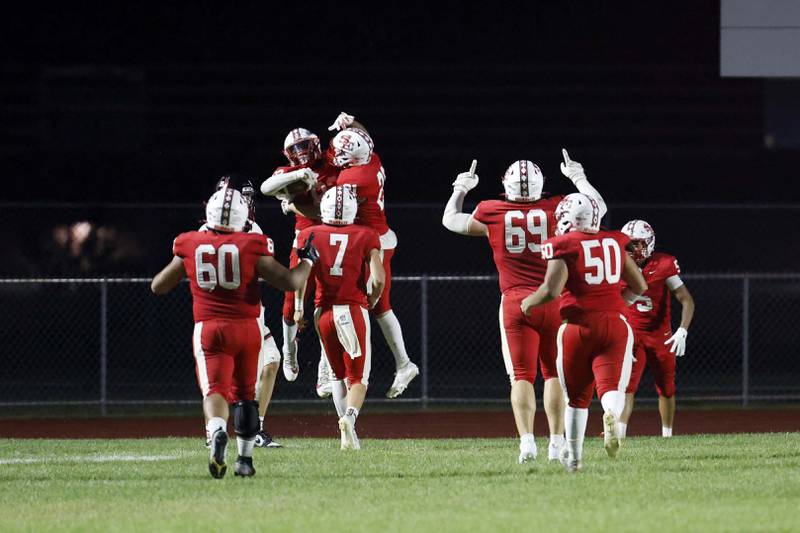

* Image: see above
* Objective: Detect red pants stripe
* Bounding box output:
[556,312,634,409]
[192,318,262,402]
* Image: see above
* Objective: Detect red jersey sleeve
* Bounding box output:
[663,254,681,277]
[245,233,274,257]
[541,234,577,261]
[173,233,189,257]
[471,200,491,224]
[365,228,381,259]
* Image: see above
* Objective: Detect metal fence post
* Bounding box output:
[742,277,750,407]
[100,280,108,415]
[420,275,429,407]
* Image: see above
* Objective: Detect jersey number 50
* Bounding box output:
[504,209,547,254]
[195,244,241,290]
[581,238,622,285]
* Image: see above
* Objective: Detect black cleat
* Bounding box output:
[254,430,282,448]
[234,456,256,477]
[208,429,228,479]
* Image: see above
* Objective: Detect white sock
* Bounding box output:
[376,311,411,369]
[237,436,255,458]
[600,390,625,418]
[282,320,298,351]
[206,417,226,437]
[259,416,265,431]
[549,434,565,447]
[520,433,535,448]
[565,406,588,462]
[331,380,347,417]
[662,426,673,438]
[618,422,628,439]
[345,406,359,421]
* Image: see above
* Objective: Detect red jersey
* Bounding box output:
[542,229,631,321]
[272,160,340,231]
[472,196,564,294]
[296,224,381,309]
[624,252,682,334]
[336,153,390,234]
[173,230,274,322]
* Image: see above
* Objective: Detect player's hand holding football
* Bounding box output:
[560,148,587,184]
[328,111,355,131]
[297,233,320,265]
[664,327,688,357]
[452,159,479,194]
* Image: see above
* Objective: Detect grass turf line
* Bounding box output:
[0,433,798,532]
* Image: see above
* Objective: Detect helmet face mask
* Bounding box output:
[319,185,358,226]
[330,128,374,168]
[216,175,255,223]
[621,219,655,264]
[554,193,600,235]
[283,128,321,167]
[502,160,544,202]
[205,185,250,233]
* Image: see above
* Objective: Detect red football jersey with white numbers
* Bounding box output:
[297,224,381,309]
[173,230,274,322]
[335,153,390,234]
[472,196,564,294]
[542,229,631,320]
[624,252,681,333]
[272,160,340,231]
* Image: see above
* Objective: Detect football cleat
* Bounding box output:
[603,410,621,459]
[208,429,228,479]
[253,431,282,448]
[316,357,333,398]
[338,415,361,451]
[234,456,256,477]
[559,446,582,473]
[518,438,538,465]
[282,340,299,382]
[548,440,565,462]
[386,362,419,399]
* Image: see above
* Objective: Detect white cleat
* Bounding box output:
[338,415,361,451]
[386,362,419,398]
[518,439,538,465]
[548,441,565,462]
[603,409,621,459]
[559,446,582,473]
[282,340,299,382]
[316,357,332,398]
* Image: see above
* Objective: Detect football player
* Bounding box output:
[200,177,283,449]
[521,193,647,472]
[296,186,386,450]
[260,128,339,397]
[329,112,419,398]
[620,220,695,438]
[442,150,608,463]
[151,183,318,478]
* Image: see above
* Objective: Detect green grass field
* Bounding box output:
[1,434,799,532]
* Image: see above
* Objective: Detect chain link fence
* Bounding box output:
[2,273,799,411]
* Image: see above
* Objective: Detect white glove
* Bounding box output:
[560,148,587,184]
[664,327,688,357]
[300,167,319,187]
[328,111,355,131]
[280,198,291,215]
[452,159,479,194]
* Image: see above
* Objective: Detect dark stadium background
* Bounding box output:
[3,3,800,408]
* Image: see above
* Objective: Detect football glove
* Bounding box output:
[452,159,479,194]
[327,111,355,132]
[664,327,688,357]
[560,148,587,184]
[296,233,319,265]
[280,198,292,215]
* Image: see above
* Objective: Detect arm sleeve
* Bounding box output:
[442,190,474,235]
[666,275,684,291]
[573,176,608,218]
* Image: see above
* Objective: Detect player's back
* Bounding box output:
[542,229,630,321]
[625,251,680,333]
[298,224,381,309]
[336,153,389,234]
[472,196,563,293]
[173,230,273,322]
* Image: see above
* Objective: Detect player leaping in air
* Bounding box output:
[296,186,386,449]
[619,220,695,438]
[151,183,318,478]
[521,194,647,472]
[442,150,608,464]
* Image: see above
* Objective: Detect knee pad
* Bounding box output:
[233,400,260,438]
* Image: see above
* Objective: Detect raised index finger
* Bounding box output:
[561,148,571,164]
[469,159,477,175]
